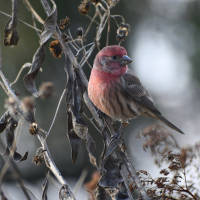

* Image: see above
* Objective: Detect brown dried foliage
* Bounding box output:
[135,123,200,199]
[49,40,63,58]
[59,17,70,29]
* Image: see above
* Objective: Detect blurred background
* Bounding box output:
[0,0,200,199]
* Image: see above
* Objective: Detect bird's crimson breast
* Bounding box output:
[88,69,140,121]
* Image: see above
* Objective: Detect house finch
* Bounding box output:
[88,45,184,134]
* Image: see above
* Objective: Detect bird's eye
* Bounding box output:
[111,55,117,59]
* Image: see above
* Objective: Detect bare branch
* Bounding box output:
[23,0,45,24]
[46,88,66,138]
[10,63,32,87]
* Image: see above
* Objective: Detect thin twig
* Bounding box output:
[68,28,80,50]
[23,0,45,24]
[76,42,94,57]
[83,113,101,133]
[85,14,99,25]
[73,169,88,196]
[10,63,32,87]
[0,81,9,96]
[84,11,99,37]
[100,0,111,46]
[111,15,125,24]
[31,14,41,37]
[0,11,43,33]
[46,88,66,138]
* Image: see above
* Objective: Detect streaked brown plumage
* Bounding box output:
[88,45,184,134]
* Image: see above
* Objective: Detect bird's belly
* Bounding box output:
[89,82,140,121]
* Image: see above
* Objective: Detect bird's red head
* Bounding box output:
[93,45,132,76]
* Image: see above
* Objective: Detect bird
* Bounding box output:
[88,45,184,135]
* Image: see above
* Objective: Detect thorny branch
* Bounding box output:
[0,0,150,199]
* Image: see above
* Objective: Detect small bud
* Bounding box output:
[22,96,34,111]
[61,33,70,42]
[32,155,43,166]
[39,82,55,99]
[14,89,20,97]
[78,0,91,15]
[116,34,125,41]
[75,27,83,37]
[49,40,63,58]
[59,17,70,29]
[29,122,38,135]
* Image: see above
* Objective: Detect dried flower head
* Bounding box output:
[116,23,130,41]
[29,122,38,135]
[39,82,55,99]
[75,27,83,37]
[59,17,70,29]
[22,96,34,111]
[116,34,125,41]
[32,155,43,166]
[49,40,63,58]
[90,0,101,5]
[78,0,91,15]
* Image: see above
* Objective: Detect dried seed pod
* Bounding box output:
[116,34,125,41]
[116,23,130,41]
[75,27,83,37]
[59,17,70,29]
[29,122,38,135]
[39,82,55,99]
[78,0,91,15]
[49,40,63,58]
[118,23,130,36]
[32,155,43,166]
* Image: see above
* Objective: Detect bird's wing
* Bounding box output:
[122,69,161,114]
[122,69,184,134]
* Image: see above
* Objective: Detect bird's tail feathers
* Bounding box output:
[155,114,184,134]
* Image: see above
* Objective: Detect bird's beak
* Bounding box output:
[120,55,132,65]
